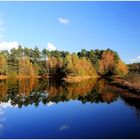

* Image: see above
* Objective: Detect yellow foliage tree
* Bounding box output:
[19,57,37,77]
[114,60,128,77]
[0,54,7,75]
[66,54,97,77]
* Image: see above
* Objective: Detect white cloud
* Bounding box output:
[0,100,18,109]
[47,101,55,107]
[0,13,19,51]
[47,42,56,51]
[130,56,140,63]
[58,17,70,25]
[59,125,70,131]
[0,100,13,108]
[0,41,19,51]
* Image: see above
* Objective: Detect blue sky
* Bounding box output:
[0,1,140,63]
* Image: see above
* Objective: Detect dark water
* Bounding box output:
[0,78,140,138]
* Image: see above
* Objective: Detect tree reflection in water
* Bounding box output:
[0,78,140,115]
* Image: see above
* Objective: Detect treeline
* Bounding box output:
[46,48,128,78]
[128,63,140,73]
[0,46,128,79]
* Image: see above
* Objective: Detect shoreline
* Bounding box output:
[16,76,41,79]
[111,77,140,94]
[63,75,99,83]
[0,75,98,83]
[0,75,7,80]
[0,75,40,80]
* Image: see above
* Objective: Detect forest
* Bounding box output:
[0,46,128,80]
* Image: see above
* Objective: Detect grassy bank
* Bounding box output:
[111,77,140,94]
[63,75,99,83]
[0,75,7,80]
[0,75,40,80]
[16,76,40,79]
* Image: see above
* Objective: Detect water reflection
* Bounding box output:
[59,124,70,131]
[0,78,140,112]
[0,78,140,138]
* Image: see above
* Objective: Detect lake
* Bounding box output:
[0,78,140,138]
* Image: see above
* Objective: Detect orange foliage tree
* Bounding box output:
[99,51,128,77]
[99,51,115,76]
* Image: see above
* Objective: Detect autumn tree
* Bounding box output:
[18,57,37,77]
[65,54,97,77]
[48,56,67,79]
[114,60,128,77]
[99,51,115,76]
[0,54,7,75]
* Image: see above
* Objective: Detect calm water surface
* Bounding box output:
[0,78,140,138]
